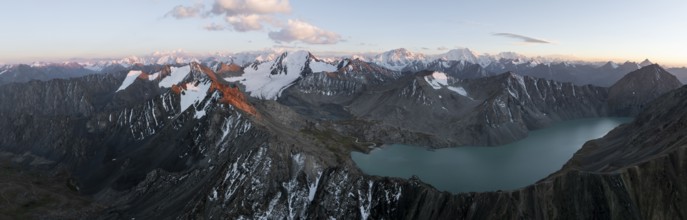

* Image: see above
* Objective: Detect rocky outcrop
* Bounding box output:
[608,64,682,116]
[296,58,399,97]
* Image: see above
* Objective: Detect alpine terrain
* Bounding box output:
[0,48,685,219]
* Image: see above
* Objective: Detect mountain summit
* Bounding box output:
[608,64,682,116]
[639,58,654,67]
[371,48,428,71]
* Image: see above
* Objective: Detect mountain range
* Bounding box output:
[4,49,686,87]
[0,49,685,219]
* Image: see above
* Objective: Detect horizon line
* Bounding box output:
[1,48,685,68]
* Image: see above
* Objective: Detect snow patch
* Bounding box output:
[447,86,468,96]
[358,181,374,220]
[424,71,449,89]
[424,71,470,97]
[308,171,323,202]
[180,81,211,113]
[310,59,337,73]
[148,71,160,81]
[159,65,191,88]
[209,188,218,201]
[508,87,519,99]
[116,70,143,92]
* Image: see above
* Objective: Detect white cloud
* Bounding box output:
[268,20,341,44]
[166,4,204,19]
[208,0,290,32]
[164,0,340,45]
[226,14,268,32]
[211,0,291,16]
[204,23,226,31]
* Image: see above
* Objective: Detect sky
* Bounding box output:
[0,0,686,66]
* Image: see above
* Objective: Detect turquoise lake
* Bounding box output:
[351,117,633,193]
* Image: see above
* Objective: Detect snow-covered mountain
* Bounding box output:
[224,50,337,100]
[370,48,429,71]
[2,48,669,89]
[5,48,665,75]
[363,48,594,73]
[2,46,685,219]
[434,48,479,64]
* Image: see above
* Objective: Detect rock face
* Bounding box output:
[274,61,679,147]
[296,58,400,97]
[404,59,495,79]
[283,70,609,146]
[0,58,686,219]
[608,64,683,116]
[0,63,264,219]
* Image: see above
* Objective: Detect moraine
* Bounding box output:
[351,117,632,193]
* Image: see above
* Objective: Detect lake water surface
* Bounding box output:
[351,117,632,193]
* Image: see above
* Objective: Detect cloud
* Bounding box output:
[226,14,269,32]
[268,20,341,44]
[164,0,341,45]
[492,33,550,44]
[211,0,291,16]
[421,47,430,50]
[166,4,204,19]
[167,0,291,31]
[204,23,226,31]
[437,46,449,50]
[209,0,290,32]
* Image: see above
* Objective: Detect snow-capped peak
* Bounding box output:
[232,48,286,66]
[435,48,478,63]
[225,50,337,100]
[494,52,528,61]
[372,48,428,71]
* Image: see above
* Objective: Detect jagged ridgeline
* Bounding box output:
[0,50,684,219]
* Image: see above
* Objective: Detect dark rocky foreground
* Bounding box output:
[0,61,685,219]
